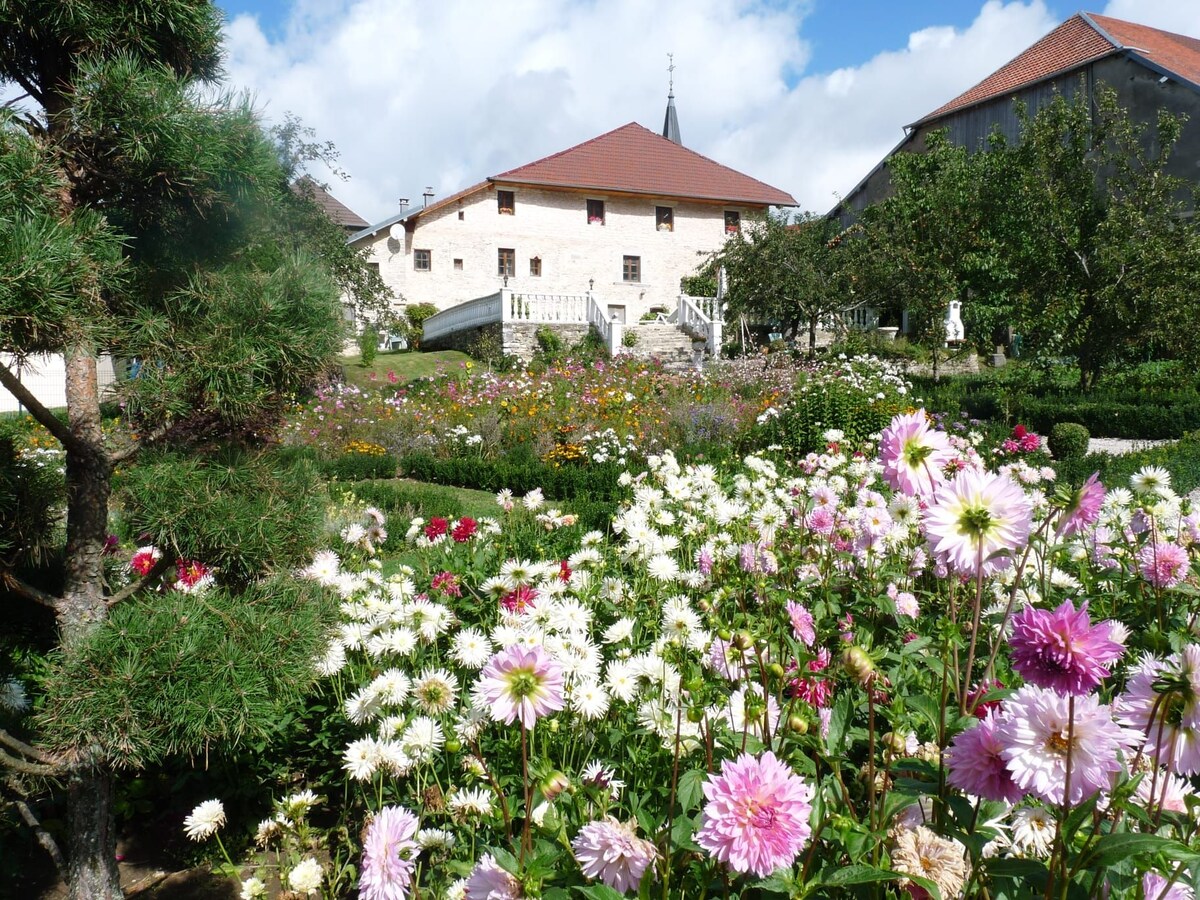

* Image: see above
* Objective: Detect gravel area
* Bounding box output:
[1087,437,1175,455]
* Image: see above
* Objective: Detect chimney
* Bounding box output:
[423,186,435,208]
[398,197,409,212]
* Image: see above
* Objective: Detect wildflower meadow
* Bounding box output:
[182,392,1200,898]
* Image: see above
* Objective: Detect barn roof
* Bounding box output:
[915,12,1200,126]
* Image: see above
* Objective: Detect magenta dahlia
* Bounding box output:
[1139,541,1190,589]
[945,711,1025,803]
[1055,472,1105,538]
[696,751,814,877]
[359,806,419,900]
[1008,600,1125,696]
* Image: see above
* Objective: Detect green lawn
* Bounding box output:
[337,349,473,391]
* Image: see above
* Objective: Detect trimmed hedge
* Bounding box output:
[399,453,624,502]
[1048,423,1089,460]
[1054,431,1200,494]
[914,375,1200,439]
[347,480,465,519]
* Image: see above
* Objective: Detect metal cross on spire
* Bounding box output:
[662,53,681,144]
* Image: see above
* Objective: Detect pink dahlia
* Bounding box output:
[879,411,954,498]
[571,818,658,892]
[923,470,1032,577]
[465,854,522,899]
[1116,646,1200,775]
[424,517,449,541]
[1143,872,1194,900]
[696,751,814,877]
[996,685,1140,806]
[944,711,1024,803]
[359,805,419,900]
[785,601,816,647]
[1139,542,1190,589]
[1008,600,1125,696]
[477,644,564,729]
[1055,472,1104,538]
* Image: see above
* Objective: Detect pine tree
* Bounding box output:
[0,3,366,896]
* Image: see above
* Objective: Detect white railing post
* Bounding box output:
[609,313,623,357]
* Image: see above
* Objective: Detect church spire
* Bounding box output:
[662,53,681,145]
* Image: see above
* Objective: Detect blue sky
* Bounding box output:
[214,1,1198,221]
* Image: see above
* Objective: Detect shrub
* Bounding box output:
[535,325,564,357]
[1048,422,1090,459]
[323,442,398,481]
[345,479,465,519]
[622,330,640,348]
[356,326,378,367]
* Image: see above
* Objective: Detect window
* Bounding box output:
[498,248,515,277]
[367,261,380,277]
[622,255,641,283]
[341,303,356,323]
[497,190,515,214]
[529,256,542,276]
[587,199,605,225]
[414,249,431,272]
[458,210,465,221]
[656,206,674,232]
[724,211,741,234]
[453,258,463,271]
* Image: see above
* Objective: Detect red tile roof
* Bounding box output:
[295,177,369,229]
[917,12,1200,125]
[491,122,796,207]
[1092,13,1200,87]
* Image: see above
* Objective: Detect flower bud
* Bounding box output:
[788,714,808,735]
[717,628,733,642]
[842,645,876,685]
[541,771,570,801]
[767,662,787,679]
[733,631,754,650]
[444,739,462,754]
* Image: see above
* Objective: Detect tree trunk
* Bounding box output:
[808,316,817,359]
[66,769,122,899]
[59,348,122,900]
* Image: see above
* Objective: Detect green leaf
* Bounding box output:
[677,768,705,813]
[575,884,628,900]
[821,864,904,886]
[752,871,794,895]
[825,691,852,755]
[1074,832,1185,869]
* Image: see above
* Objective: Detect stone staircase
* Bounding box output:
[622,322,703,371]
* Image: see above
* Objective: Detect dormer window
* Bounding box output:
[656,206,674,232]
[498,190,515,215]
[587,199,605,225]
[724,211,741,234]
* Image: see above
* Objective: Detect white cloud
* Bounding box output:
[218,0,1065,221]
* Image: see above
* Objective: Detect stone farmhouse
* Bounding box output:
[345,100,796,352]
[836,11,1200,223]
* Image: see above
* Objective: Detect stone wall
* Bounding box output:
[422,322,593,362]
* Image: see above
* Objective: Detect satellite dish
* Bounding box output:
[388,223,404,241]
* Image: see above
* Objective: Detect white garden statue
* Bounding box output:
[944,300,964,344]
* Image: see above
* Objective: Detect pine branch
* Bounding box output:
[0,360,91,459]
[0,567,60,611]
[0,728,59,765]
[14,797,66,876]
[0,745,59,777]
[106,554,174,608]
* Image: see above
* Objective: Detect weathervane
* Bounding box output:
[667,53,675,95]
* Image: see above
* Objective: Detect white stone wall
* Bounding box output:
[356,185,749,323]
[0,354,120,414]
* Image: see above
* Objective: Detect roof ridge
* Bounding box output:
[492,122,642,180]
[914,12,1119,124]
